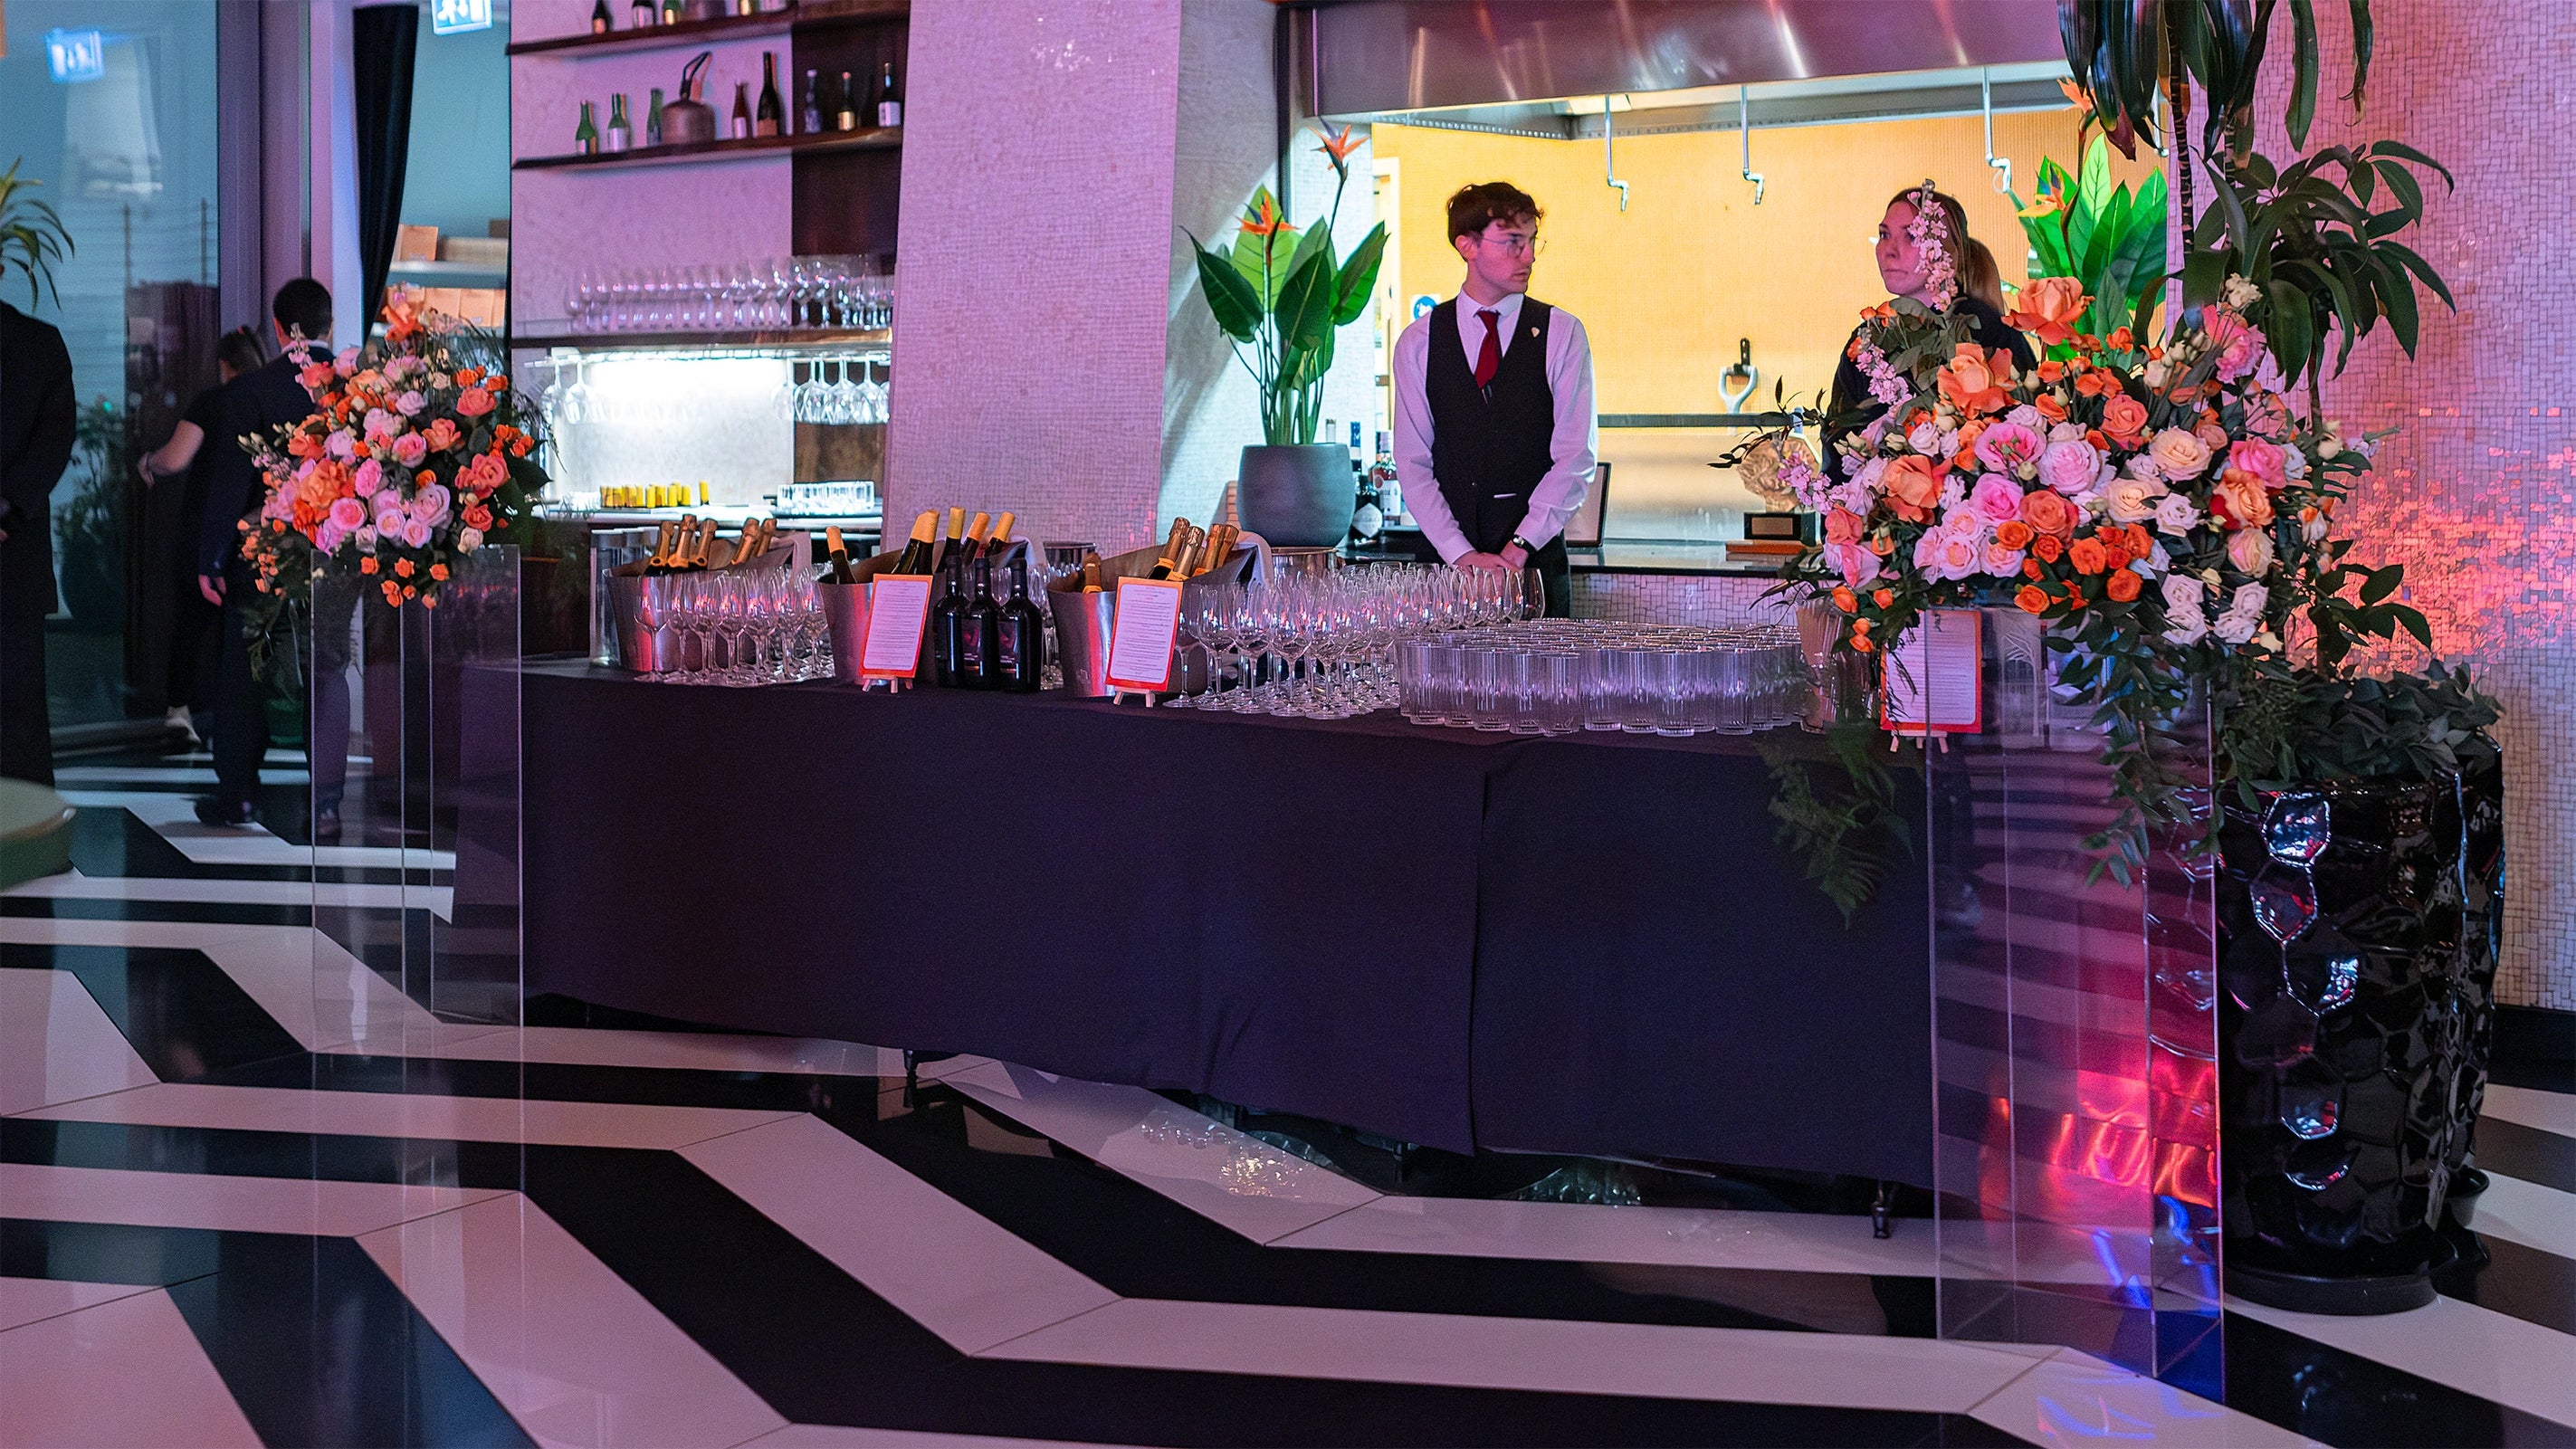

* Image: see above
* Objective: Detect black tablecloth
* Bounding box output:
[524,663,1935,1185]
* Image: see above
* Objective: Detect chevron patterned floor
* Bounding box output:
[2,747,2570,1447]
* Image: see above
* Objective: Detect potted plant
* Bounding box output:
[52,398,127,633]
[0,157,73,307]
[1184,124,1387,546]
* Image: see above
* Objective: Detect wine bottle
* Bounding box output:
[892,510,938,574]
[824,526,855,585]
[730,81,752,140]
[1145,518,1192,580]
[800,69,824,135]
[574,100,600,156]
[835,71,859,131]
[994,553,1046,692]
[1080,552,1106,593]
[874,62,902,128]
[1168,527,1204,580]
[930,558,969,688]
[754,53,784,138]
[961,511,992,565]
[978,511,1016,561]
[629,0,653,27]
[940,507,967,569]
[590,0,612,33]
[605,93,633,152]
[1369,431,1401,523]
[1195,523,1237,577]
[644,87,666,147]
[961,555,1000,688]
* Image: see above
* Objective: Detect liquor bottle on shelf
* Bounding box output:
[994,553,1046,691]
[891,510,938,574]
[1369,431,1401,523]
[1145,518,1192,580]
[574,100,600,156]
[754,53,785,138]
[1350,418,1365,465]
[1080,552,1106,593]
[644,87,666,147]
[874,62,902,129]
[835,71,859,132]
[961,555,1001,687]
[660,0,681,23]
[930,558,968,688]
[730,82,753,140]
[628,0,653,28]
[605,93,633,152]
[824,526,856,585]
[800,69,823,135]
[590,0,612,33]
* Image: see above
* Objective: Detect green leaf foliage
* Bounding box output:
[0,158,75,309]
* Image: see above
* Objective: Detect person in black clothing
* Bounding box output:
[0,300,75,786]
[1826,186,2037,480]
[138,326,272,743]
[196,279,358,837]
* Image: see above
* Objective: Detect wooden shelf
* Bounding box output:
[514,126,898,172]
[513,327,890,355]
[507,0,907,59]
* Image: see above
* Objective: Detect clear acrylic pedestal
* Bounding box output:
[1925,609,2224,1395]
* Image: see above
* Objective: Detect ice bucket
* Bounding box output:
[1045,539,1262,698]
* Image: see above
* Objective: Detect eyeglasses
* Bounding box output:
[1477,231,1543,257]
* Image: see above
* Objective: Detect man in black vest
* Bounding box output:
[0,300,76,785]
[1390,182,1596,618]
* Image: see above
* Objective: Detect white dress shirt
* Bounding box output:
[1390,290,1598,563]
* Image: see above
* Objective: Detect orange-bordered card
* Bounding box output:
[1105,576,1186,692]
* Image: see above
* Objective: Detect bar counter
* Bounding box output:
[524,662,1934,1186]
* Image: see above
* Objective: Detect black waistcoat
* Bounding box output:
[1426,297,1557,556]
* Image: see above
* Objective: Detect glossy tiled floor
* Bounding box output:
[0,746,2570,1446]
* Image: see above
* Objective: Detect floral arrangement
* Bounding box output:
[242,296,544,617]
[1773,272,2432,882]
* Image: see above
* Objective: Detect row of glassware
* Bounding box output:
[1170,565,1543,719]
[1394,620,1808,737]
[530,353,889,430]
[633,567,835,686]
[561,255,892,333]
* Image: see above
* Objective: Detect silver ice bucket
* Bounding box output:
[604,540,802,673]
[1044,539,1261,698]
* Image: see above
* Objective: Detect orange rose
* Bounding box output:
[2210,470,2276,530]
[1872,588,1894,608]
[360,556,379,575]
[2019,489,2079,538]
[1938,344,2009,415]
[2022,558,2044,579]
[2106,567,2142,602]
[1994,520,2035,549]
[429,563,450,582]
[2033,393,2069,424]
[1882,455,1945,519]
[2100,394,2150,441]
[1851,634,1875,653]
[395,558,415,579]
[2004,276,2089,347]
[2068,538,2109,575]
[2015,585,2052,615]
[2108,327,2136,349]
[2032,533,2066,563]
[2125,524,2154,557]
[2037,359,2066,385]
[1833,586,1859,613]
[1850,618,1872,635]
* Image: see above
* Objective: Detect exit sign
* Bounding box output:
[45,28,104,82]
[431,0,492,34]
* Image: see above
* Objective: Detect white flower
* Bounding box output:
[2049,421,2089,443]
[2222,273,2262,310]
[2283,443,2309,481]
[2228,527,2275,577]
[2303,511,2330,543]
[1908,420,1943,454]
[2153,494,2202,536]
[1938,475,1967,510]
[2123,453,2164,481]
[2215,607,2263,644]
[457,527,484,554]
[2162,572,2207,615]
[2143,359,2171,389]
[2165,609,2210,646]
[353,525,378,549]
[2006,404,2047,434]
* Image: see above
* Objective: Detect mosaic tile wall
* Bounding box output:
[2250,3,2575,1008]
[885,0,1186,558]
[1569,573,1793,628]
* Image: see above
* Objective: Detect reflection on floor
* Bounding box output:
[0,744,2569,1445]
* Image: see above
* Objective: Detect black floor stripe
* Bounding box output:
[2476,1118,2576,1195]
[0,1218,529,1448]
[2222,1311,2576,1447]
[5,944,305,1080]
[2439,1233,2576,1339]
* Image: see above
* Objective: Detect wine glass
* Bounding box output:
[854,357,889,424]
[828,359,863,424]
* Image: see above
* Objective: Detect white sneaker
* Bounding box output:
[165,707,199,744]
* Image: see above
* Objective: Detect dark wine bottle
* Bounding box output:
[874,62,902,128]
[824,525,856,585]
[1145,518,1191,580]
[590,0,613,33]
[730,81,752,140]
[980,510,1016,561]
[629,0,653,28]
[754,53,784,138]
[835,71,859,131]
[891,510,938,574]
[800,69,823,135]
[961,556,1000,688]
[995,554,1046,691]
[961,511,992,567]
[930,558,968,688]
[940,507,967,570]
[573,100,600,156]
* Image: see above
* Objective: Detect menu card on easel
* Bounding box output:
[1882,608,1983,734]
[1106,577,1185,692]
[859,576,933,680]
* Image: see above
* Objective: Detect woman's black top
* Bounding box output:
[1825,295,2037,481]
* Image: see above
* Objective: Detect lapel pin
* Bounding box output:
[1529,326,1541,338]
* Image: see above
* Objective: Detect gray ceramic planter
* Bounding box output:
[1237,443,1355,548]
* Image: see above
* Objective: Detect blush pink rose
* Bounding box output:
[453,386,495,418]
[2228,438,2287,491]
[402,518,435,549]
[390,432,430,467]
[1982,542,2027,577]
[2037,438,2104,496]
[1823,507,1865,545]
[1973,420,2045,476]
[329,498,366,530]
[413,483,452,526]
[2205,309,2268,383]
[1968,473,2026,524]
[1824,540,1878,587]
[350,457,382,496]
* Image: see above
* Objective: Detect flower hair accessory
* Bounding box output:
[1907,180,1958,311]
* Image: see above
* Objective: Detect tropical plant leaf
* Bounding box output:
[2285,0,2321,148]
[2266,277,2312,382]
[1188,233,1264,343]
[2345,0,2374,106]
[2371,252,2420,354]
[1330,222,1387,328]
[1272,247,1336,355]
[2376,239,2456,309]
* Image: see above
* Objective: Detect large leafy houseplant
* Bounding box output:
[0,157,74,307]
[1186,125,1388,445]
[2014,135,2168,345]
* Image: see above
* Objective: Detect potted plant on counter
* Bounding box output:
[1184,124,1386,546]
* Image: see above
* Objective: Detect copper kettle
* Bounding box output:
[661,52,718,146]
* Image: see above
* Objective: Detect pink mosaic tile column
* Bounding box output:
[2245,3,2576,1008]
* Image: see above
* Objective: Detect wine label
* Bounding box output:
[860,576,934,680]
[1882,608,1982,734]
[1106,577,1185,692]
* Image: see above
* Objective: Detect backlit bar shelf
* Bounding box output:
[514,128,899,173]
[514,327,891,357]
[506,0,908,59]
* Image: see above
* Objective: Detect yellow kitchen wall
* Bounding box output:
[1372,109,2162,415]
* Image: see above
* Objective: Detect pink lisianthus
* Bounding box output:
[396,389,427,417]
[391,432,431,468]
[1973,420,2045,477]
[325,431,357,461]
[333,347,361,378]
[363,408,402,443]
[1968,473,2026,525]
[317,520,348,553]
[2228,438,2288,491]
[352,457,384,498]
[2037,438,2103,496]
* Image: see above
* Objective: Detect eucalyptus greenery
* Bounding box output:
[0,158,74,309]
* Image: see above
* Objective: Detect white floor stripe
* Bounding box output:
[68,791,455,871]
[1964,1346,2316,1447]
[682,1113,1118,1354]
[5,866,453,920]
[359,1193,787,1449]
[0,1287,262,1448]
[0,1276,158,1335]
[2228,1292,2576,1429]
[2484,1082,2576,1139]
[2468,1170,2576,1260]
[57,764,309,786]
[23,1082,800,1151]
[0,969,157,1116]
[401,1025,913,1079]
[1274,1192,1934,1277]
[0,1161,510,1237]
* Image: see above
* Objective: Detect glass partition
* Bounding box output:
[1928,608,2224,1394]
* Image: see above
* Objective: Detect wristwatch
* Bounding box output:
[1507,535,1536,556]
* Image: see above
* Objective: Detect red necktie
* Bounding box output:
[1473,309,1502,388]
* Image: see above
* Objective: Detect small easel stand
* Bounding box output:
[1111,687,1158,708]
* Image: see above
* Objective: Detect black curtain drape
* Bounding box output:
[351,4,419,331]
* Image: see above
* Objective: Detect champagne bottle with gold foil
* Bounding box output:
[1145,517,1192,580]
[891,510,938,574]
[825,526,856,585]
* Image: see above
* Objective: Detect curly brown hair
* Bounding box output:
[1446,182,1542,243]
